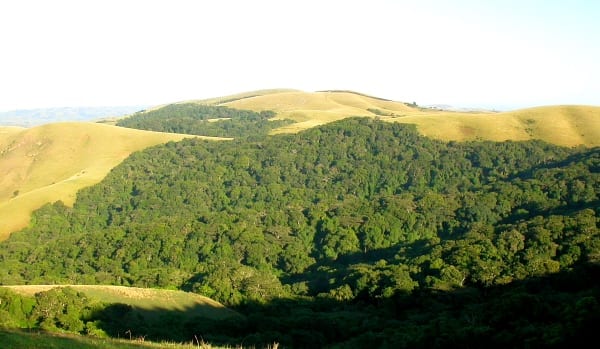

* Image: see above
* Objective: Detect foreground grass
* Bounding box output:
[0,329,284,349]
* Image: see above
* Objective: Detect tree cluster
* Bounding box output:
[116,103,293,138]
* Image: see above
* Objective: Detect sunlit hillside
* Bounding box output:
[397,105,600,146]
[214,90,600,146]
[220,90,419,133]
[0,122,225,240]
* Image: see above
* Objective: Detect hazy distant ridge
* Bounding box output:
[0,106,147,127]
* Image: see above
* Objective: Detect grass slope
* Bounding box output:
[4,285,240,321]
[396,104,600,146]
[219,90,600,146]
[221,90,418,133]
[0,122,226,240]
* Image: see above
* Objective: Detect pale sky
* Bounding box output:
[1,0,599,111]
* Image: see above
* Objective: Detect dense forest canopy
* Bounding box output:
[115,103,294,137]
[1,117,598,347]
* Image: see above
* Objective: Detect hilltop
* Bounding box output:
[0,122,227,240]
[196,89,599,147]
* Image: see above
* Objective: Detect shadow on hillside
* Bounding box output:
[92,263,600,349]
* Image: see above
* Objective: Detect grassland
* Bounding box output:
[218,90,600,147]
[395,105,600,146]
[0,122,227,240]
[4,285,240,321]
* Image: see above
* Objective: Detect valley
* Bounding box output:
[0,90,598,348]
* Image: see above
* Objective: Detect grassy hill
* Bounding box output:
[214,90,600,146]
[219,89,419,133]
[4,285,240,321]
[396,104,600,146]
[0,122,226,240]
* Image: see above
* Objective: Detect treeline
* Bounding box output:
[116,103,293,137]
[0,118,598,347]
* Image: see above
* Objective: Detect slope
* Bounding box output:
[0,122,226,240]
[396,104,600,146]
[220,89,418,133]
[216,90,600,147]
[4,284,240,321]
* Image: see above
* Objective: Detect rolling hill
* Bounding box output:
[1,89,599,242]
[0,122,227,240]
[210,90,600,147]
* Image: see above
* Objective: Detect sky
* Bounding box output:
[1,0,599,111]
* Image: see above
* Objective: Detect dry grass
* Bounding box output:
[394,105,600,147]
[0,122,227,240]
[223,90,417,125]
[220,90,600,147]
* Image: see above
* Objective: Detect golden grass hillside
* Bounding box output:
[0,122,227,240]
[216,90,600,146]
[221,90,419,133]
[3,284,240,321]
[395,105,600,146]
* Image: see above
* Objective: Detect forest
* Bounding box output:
[0,117,598,348]
[115,103,293,137]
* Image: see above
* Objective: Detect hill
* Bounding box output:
[4,285,240,321]
[207,90,600,147]
[3,90,596,240]
[0,122,227,240]
[1,118,597,347]
[397,104,600,146]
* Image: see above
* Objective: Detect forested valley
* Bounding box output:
[1,116,599,348]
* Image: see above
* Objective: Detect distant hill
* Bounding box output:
[190,89,600,147]
[0,122,226,240]
[0,106,146,127]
